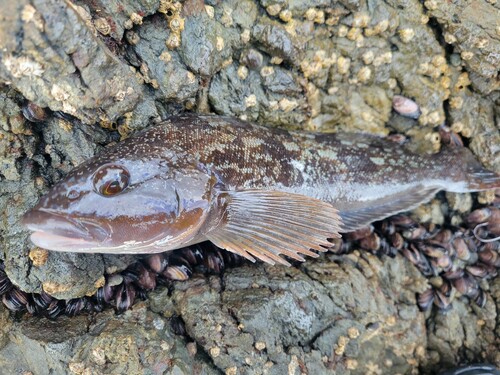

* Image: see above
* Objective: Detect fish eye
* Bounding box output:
[93,164,130,197]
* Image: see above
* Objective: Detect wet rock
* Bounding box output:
[170,254,428,374]
[262,66,302,95]
[219,0,258,30]
[179,12,239,76]
[134,16,200,100]
[0,254,431,374]
[444,73,499,172]
[425,0,500,94]
[0,91,36,181]
[424,295,498,371]
[209,63,269,121]
[0,1,141,124]
[461,97,499,172]
[252,17,303,63]
[0,304,217,374]
[40,118,113,173]
[321,86,392,135]
[84,0,159,40]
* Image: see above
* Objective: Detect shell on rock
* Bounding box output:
[392,95,421,119]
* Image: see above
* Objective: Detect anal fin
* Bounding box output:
[338,185,440,232]
[206,190,342,266]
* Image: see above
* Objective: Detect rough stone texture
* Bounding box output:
[0,1,141,124]
[424,0,500,94]
[0,0,499,373]
[165,254,429,375]
[0,303,217,375]
[73,0,161,40]
[0,253,431,375]
[424,275,500,373]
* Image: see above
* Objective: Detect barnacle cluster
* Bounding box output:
[414,55,451,126]
[158,0,184,50]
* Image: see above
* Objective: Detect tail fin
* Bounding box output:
[436,147,500,192]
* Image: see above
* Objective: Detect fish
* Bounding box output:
[22,114,500,266]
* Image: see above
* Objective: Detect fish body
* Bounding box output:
[23,115,500,265]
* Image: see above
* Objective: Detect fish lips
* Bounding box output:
[22,209,110,251]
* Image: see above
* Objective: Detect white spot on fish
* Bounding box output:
[283,141,300,152]
[290,159,305,172]
[370,157,385,165]
[154,235,174,246]
[290,160,313,182]
[242,136,264,148]
[318,149,338,159]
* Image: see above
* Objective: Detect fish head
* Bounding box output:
[22,141,215,254]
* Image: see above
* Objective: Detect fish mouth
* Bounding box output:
[22,209,110,251]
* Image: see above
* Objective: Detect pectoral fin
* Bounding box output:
[338,185,440,231]
[206,190,342,266]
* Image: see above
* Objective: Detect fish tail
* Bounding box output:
[437,147,500,192]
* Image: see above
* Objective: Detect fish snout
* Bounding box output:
[22,209,110,244]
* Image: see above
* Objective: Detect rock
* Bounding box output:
[168,254,428,374]
[0,0,141,125]
[425,0,500,94]
[179,12,238,76]
[252,17,303,63]
[0,304,217,374]
[134,17,200,100]
[0,252,431,374]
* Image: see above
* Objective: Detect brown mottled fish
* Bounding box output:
[22,115,500,265]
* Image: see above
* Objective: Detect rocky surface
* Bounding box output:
[0,254,431,375]
[424,0,500,95]
[0,0,499,373]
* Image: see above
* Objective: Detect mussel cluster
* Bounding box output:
[0,243,243,318]
[330,205,500,312]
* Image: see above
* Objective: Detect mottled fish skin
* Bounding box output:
[22,114,500,264]
[138,115,497,226]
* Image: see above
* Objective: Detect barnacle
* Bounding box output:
[93,17,111,36]
[159,0,184,50]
